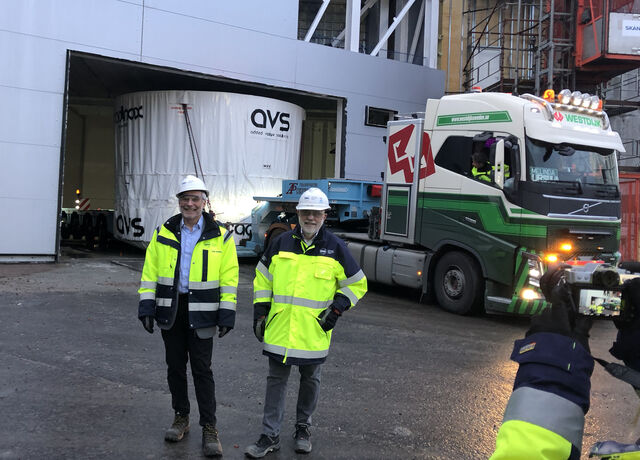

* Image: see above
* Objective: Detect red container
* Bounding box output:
[620,172,640,261]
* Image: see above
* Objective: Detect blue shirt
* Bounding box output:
[178,215,204,293]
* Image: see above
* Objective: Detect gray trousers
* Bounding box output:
[262,357,322,438]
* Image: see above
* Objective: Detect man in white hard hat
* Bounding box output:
[245,187,368,458]
[138,174,238,457]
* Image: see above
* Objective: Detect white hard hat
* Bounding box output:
[296,187,329,211]
[176,175,209,197]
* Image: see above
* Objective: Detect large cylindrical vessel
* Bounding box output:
[113,91,305,247]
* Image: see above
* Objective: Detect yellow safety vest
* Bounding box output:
[138,213,238,330]
[254,226,367,364]
[472,163,511,183]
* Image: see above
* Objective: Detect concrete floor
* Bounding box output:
[1,247,639,459]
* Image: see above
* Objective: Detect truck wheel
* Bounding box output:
[434,251,484,315]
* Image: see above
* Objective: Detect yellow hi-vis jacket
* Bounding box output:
[138,212,238,331]
[254,225,367,365]
[472,163,511,183]
[490,332,593,460]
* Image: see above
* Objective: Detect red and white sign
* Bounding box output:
[78,198,90,211]
[387,124,435,183]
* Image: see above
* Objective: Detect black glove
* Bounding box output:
[610,278,640,370]
[317,306,341,332]
[539,263,571,305]
[613,277,640,330]
[218,326,231,338]
[528,266,592,352]
[253,304,270,342]
[140,316,154,334]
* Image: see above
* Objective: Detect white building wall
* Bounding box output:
[0,0,443,258]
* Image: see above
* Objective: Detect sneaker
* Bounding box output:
[244,434,280,458]
[164,413,189,442]
[202,424,223,457]
[589,440,640,458]
[294,424,312,454]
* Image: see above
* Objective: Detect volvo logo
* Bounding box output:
[568,201,602,215]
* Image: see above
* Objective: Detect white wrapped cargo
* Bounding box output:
[113,90,304,247]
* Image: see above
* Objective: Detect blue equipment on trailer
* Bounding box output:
[236,178,382,257]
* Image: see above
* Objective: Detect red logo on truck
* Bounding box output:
[387,124,435,183]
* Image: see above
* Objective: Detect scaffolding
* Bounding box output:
[461,0,577,95]
[455,0,640,167]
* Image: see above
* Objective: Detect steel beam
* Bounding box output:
[370,0,417,56]
[304,0,331,42]
[345,0,361,51]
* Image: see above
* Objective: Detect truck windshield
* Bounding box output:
[525,136,618,186]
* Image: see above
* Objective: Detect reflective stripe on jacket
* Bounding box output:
[490,332,594,460]
[138,212,239,330]
[253,225,367,365]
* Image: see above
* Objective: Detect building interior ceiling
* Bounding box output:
[67,51,338,112]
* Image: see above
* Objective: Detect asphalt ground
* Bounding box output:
[1,246,639,459]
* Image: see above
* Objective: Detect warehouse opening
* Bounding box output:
[59,51,343,253]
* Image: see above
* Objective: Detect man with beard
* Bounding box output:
[245,187,367,458]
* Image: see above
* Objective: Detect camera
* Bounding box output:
[563,263,622,317]
[565,263,621,290]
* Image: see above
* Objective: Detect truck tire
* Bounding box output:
[97,214,109,250]
[433,251,484,315]
[70,212,82,240]
[368,207,381,240]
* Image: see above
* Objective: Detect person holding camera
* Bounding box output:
[490,265,640,459]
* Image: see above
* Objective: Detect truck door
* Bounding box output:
[382,120,426,243]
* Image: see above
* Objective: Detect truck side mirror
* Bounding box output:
[494,139,505,189]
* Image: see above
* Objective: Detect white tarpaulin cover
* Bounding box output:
[114,91,304,247]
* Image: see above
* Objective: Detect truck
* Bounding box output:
[235,89,627,316]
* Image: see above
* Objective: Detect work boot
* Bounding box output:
[244,434,280,458]
[164,413,189,442]
[589,440,640,458]
[293,424,312,454]
[202,424,223,457]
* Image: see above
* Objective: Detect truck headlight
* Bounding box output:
[521,288,541,300]
[524,252,544,287]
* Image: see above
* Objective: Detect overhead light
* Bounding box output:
[589,95,600,110]
[581,94,592,108]
[558,89,572,104]
[571,91,583,106]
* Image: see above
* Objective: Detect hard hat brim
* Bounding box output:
[176,190,209,198]
[296,204,329,211]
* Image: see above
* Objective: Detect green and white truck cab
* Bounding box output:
[370,89,625,315]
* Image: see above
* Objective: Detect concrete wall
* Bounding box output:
[0,0,443,257]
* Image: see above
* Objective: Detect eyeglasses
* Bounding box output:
[178,194,204,203]
[298,210,325,218]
